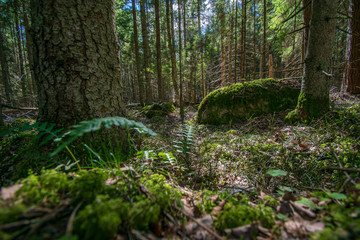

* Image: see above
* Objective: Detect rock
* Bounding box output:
[197,78,301,125]
[143,102,175,118]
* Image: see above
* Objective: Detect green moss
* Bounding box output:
[197,79,300,125]
[143,103,175,118]
[75,195,130,240]
[140,174,182,209]
[285,92,330,123]
[215,201,276,232]
[17,169,69,205]
[129,197,161,230]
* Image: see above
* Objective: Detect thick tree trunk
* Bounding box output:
[132,0,144,105]
[286,0,338,121]
[0,22,14,105]
[155,0,163,102]
[166,0,179,102]
[346,0,360,94]
[140,0,152,105]
[31,0,126,127]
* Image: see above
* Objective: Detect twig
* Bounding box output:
[174,205,224,240]
[66,201,83,237]
[0,219,34,230]
[323,166,360,173]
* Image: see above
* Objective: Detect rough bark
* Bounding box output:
[132,0,144,105]
[31,0,126,127]
[220,8,226,87]
[253,0,257,80]
[234,0,238,83]
[166,0,179,102]
[140,0,152,105]
[178,0,184,122]
[0,21,14,105]
[345,0,360,94]
[286,0,338,121]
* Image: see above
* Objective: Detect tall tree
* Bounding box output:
[259,0,266,78]
[166,0,179,101]
[14,0,27,104]
[178,0,184,121]
[31,0,126,127]
[240,0,247,80]
[302,0,311,72]
[197,0,205,98]
[140,0,152,104]
[132,0,144,105]
[154,0,163,102]
[286,0,338,121]
[345,0,360,94]
[0,21,14,105]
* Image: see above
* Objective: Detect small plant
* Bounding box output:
[173,124,195,166]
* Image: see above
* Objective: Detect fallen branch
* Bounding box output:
[323,166,360,173]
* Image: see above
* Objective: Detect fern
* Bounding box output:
[173,124,195,161]
[1,116,156,158]
[51,117,156,156]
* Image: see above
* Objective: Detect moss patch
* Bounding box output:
[143,103,175,118]
[197,78,300,125]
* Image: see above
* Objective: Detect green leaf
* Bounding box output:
[295,199,316,210]
[328,192,347,200]
[267,169,287,177]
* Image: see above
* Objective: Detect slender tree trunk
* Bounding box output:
[31,0,126,127]
[287,0,338,121]
[183,0,189,103]
[140,0,152,104]
[234,0,238,83]
[259,0,266,78]
[240,0,247,80]
[228,9,233,85]
[253,0,257,80]
[345,0,360,94]
[221,9,226,87]
[0,21,14,105]
[132,0,144,105]
[197,0,205,98]
[302,0,311,72]
[155,0,163,102]
[178,0,184,121]
[15,0,27,105]
[22,0,36,100]
[166,0,179,102]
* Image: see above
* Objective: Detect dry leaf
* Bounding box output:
[1,184,22,200]
[225,222,259,240]
[211,200,226,216]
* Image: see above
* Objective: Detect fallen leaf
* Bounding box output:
[211,200,226,216]
[1,184,22,200]
[224,222,259,240]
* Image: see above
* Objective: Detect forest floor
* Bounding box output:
[0,94,360,240]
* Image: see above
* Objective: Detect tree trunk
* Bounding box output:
[132,0,144,105]
[155,0,163,102]
[302,0,311,73]
[166,0,179,102]
[259,0,266,79]
[197,0,205,98]
[0,21,14,105]
[345,0,360,94]
[22,0,36,100]
[140,0,152,105]
[14,0,27,105]
[234,0,238,83]
[240,0,247,80]
[220,9,226,87]
[31,0,126,127]
[253,0,257,80]
[228,9,233,85]
[179,0,184,122]
[286,0,338,121]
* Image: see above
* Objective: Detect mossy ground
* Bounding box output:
[1,95,359,239]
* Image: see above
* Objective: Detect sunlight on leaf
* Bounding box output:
[267,169,287,177]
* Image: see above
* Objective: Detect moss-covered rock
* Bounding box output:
[197,79,301,125]
[143,103,175,118]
